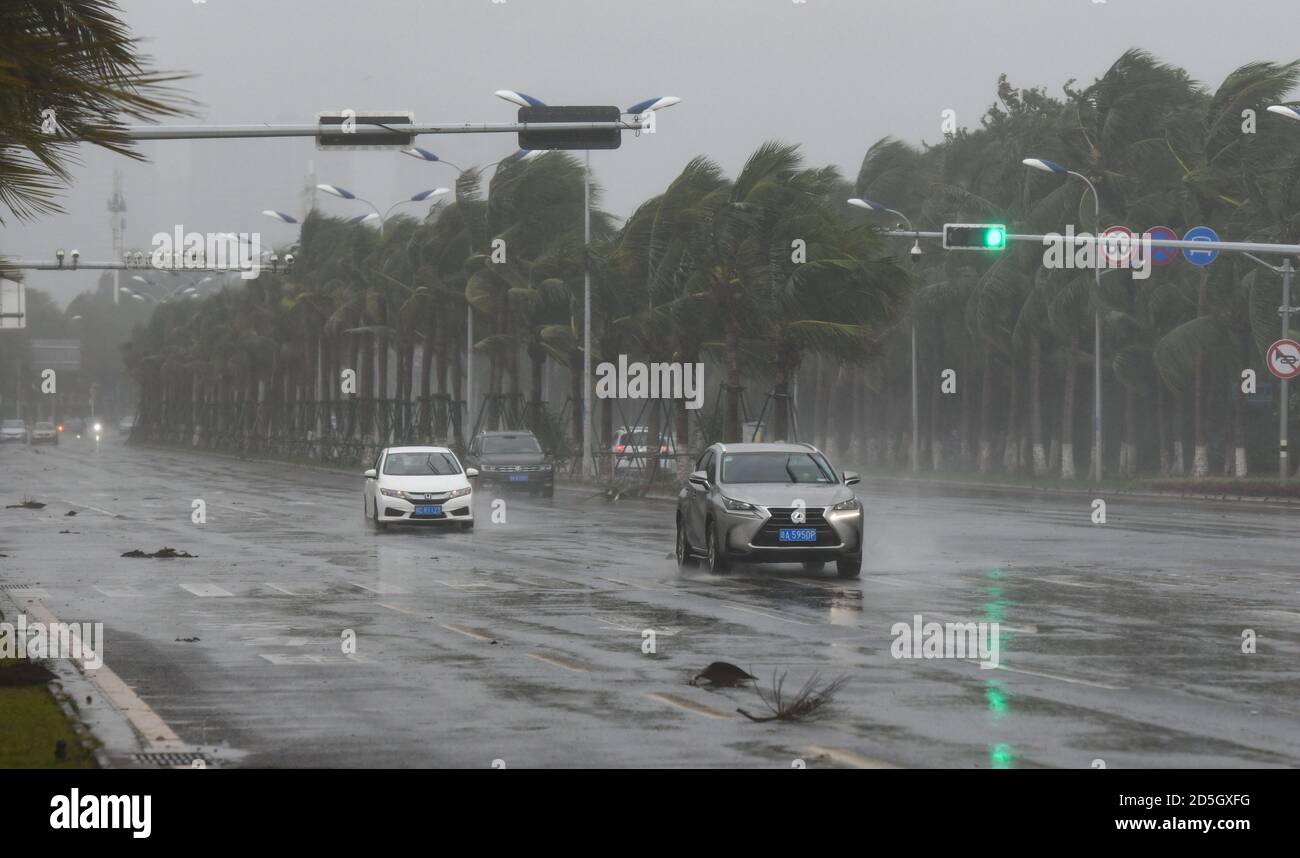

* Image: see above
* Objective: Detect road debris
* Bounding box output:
[690,661,757,687]
[122,547,197,559]
[738,671,848,723]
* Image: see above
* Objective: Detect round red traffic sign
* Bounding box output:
[1101,225,1134,266]
[1144,226,1178,266]
[1267,338,1300,380]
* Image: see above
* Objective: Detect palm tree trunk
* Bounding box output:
[1061,331,1078,479]
[1029,336,1047,475]
[723,306,742,443]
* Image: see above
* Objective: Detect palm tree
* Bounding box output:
[0,0,191,226]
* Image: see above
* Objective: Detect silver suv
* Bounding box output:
[675,442,864,578]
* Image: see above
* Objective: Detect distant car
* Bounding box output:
[0,419,26,443]
[64,417,84,435]
[118,416,136,433]
[463,430,554,497]
[363,445,478,531]
[675,442,864,578]
[612,425,676,471]
[30,421,58,445]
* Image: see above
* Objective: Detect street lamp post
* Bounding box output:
[402,146,541,440]
[848,198,922,473]
[316,185,449,235]
[1023,158,1104,482]
[494,90,679,478]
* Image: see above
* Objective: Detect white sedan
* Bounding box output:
[363,446,478,531]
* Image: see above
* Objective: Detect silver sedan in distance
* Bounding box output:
[675,442,864,578]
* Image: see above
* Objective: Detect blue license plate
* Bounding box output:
[509,474,529,482]
[414,505,442,516]
[779,528,817,543]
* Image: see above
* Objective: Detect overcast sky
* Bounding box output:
[9,0,1300,305]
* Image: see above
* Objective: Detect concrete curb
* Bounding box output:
[861,475,1300,508]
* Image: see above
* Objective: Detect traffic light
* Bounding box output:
[943,223,1007,251]
[518,105,622,151]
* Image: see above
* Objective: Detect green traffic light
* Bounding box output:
[984,227,1005,248]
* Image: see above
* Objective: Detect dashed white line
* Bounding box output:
[180,583,234,597]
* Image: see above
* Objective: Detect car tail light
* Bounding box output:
[57,424,64,432]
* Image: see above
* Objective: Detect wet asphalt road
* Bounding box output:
[2,436,1298,768]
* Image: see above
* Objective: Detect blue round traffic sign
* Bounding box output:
[1182,226,1219,267]
[1144,226,1178,266]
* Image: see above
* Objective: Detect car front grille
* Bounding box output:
[752,507,838,547]
[485,464,545,472]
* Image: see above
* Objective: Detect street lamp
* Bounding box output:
[316,184,449,235]
[401,146,541,436]
[1023,157,1104,482]
[848,198,922,473]
[494,89,680,476]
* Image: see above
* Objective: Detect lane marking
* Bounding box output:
[807,745,899,769]
[378,602,424,616]
[259,653,373,666]
[440,623,494,641]
[645,692,731,720]
[180,583,234,597]
[723,603,814,626]
[262,583,305,596]
[526,652,589,673]
[346,581,409,595]
[53,498,121,518]
[971,661,1125,690]
[93,585,142,598]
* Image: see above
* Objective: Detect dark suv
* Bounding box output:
[463,430,555,498]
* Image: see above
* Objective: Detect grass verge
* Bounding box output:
[0,655,98,768]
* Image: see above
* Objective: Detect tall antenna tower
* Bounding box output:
[108,169,126,304]
[301,158,318,216]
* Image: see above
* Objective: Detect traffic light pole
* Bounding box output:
[892,228,1300,483]
[1282,259,1293,483]
[97,120,645,142]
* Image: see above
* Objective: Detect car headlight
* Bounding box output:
[722,496,759,513]
[831,498,860,511]
[379,488,408,499]
[449,487,471,498]
[541,462,553,471]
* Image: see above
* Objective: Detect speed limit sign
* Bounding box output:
[1267,338,1300,380]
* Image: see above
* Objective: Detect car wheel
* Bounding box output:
[706,521,732,574]
[542,486,554,499]
[675,517,698,569]
[835,556,862,579]
[371,500,387,532]
[802,560,825,574]
[461,521,474,531]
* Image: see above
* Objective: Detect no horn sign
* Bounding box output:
[1267,338,1300,380]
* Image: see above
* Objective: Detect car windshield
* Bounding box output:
[383,452,461,476]
[483,435,541,454]
[35,422,53,430]
[2,420,23,429]
[720,452,838,484]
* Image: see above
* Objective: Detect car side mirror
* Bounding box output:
[843,471,861,486]
[364,469,377,479]
[688,470,710,490]
[466,468,479,478]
